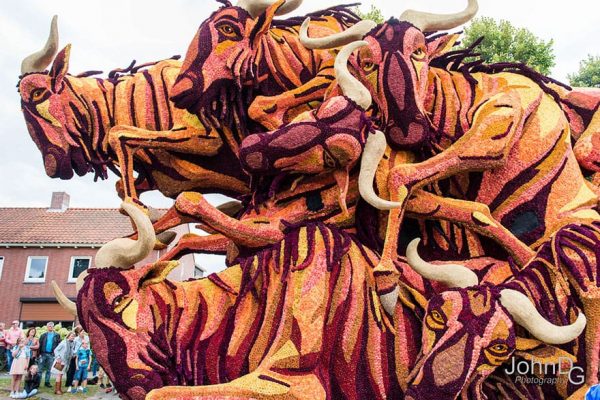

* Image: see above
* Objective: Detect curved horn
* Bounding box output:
[21,15,59,74]
[75,271,89,293]
[236,0,302,18]
[380,286,399,316]
[359,130,403,210]
[500,289,587,345]
[300,18,377,50]
[51,280,77,317]
[335,40,372,110]
[406,238,479,288]
[94,202,156,269]
[400,0,478,32]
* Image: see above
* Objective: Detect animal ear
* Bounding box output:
[398,281,428,319]
[139,261,179,288]
[426,33,460,59]
[249,0,285,47]
[50,44,71,92]
[514,337,576,365]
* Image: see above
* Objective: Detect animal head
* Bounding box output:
[171,0,302,116]
[302,1,478,211]
[19,17,107,180]
[302,1,476,152]
[402,239,586,400]
[52,202,181,399]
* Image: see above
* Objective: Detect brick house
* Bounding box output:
[0,192,195,326]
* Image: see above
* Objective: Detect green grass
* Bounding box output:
[0,375,101,399]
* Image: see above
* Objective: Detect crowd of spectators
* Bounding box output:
[0,321,114,398]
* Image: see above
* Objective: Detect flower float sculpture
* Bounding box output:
[16,0,600,398]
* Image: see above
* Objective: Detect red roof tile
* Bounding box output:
[0,208,137,245]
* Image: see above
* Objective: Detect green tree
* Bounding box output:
[354,5,384,24]
[460,17,555,75]
[568,55,600,88]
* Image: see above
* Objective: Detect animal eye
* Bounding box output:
[426,309,446,330]
[31,88,45,102]
[363,61,376,72]
[431,310,444,323]
[489,344,509,354]
[412,47,426,60]
[218,23,238,38]
[113,295,125,308]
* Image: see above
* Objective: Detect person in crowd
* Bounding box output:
[65,325,85,392]
[9,338,30,398]
[90,348,99,382]
[0,322,7,372]
[52,331,75,395]
[24,328,39,368]
[15,364,40,399]
[588,384,600,400]
[38,321,60,388]
[71,340,91,394]
[74,327,89,349]
[97,367,113,391]
[5,321,23,370]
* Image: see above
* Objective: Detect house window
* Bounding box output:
[24,256,48,283]
[68,257,91,282]
[0,256,4,280]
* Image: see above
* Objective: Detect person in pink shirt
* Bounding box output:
[5,321,24,370]
[0,322,7,371]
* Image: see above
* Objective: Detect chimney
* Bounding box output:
[49,192,70,212]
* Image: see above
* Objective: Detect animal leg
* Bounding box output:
[377,90,535,274]
[248,70,334,130]
[573,111,600,175]
[175,192,284,247]
[406,190,535,267]
[107,125,222,200]
[126,205,193,243]
[146,369,326,400]
[387,90,535,207]
[158,233,229,261]
[116,175,154,200]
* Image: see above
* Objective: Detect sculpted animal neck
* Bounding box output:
[254,27,323,95]
[162,268,241,382]
[62,75,115,170]
[424,68,472,149]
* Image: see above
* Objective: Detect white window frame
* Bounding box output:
[24,256,48,283]
[68,256,92,283]
[0,256,4,280]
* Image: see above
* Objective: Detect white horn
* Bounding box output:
[380,286,399,316]
[51,280,77,317]
[359,131,402,210]
[75,271,89,292]
[406,238,479,288]
[95,202,156,269]
[236,0,302,18]
[300,18,377,50]
[21,15,59,74]
[400,0,479,32]
[500,289,587,345]
[335,40,372,110]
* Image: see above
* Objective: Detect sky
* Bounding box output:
[1,0,599,210]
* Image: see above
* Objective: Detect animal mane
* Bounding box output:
[427,34,570,104]
[272,3,361,29]
[72,55,181,81]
